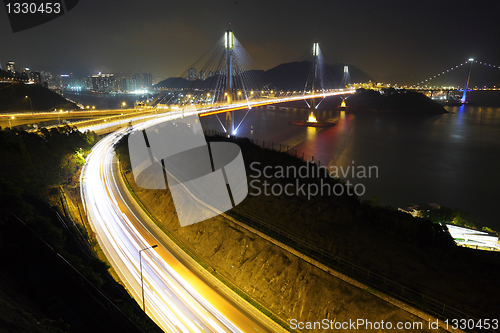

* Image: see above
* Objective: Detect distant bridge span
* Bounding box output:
[2,89,355,134]
[198,90,356,117]
[79,90,356,135]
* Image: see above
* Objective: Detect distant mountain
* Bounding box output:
[264,61,372,91]
[155,61,372,91]
[155,70,267,90]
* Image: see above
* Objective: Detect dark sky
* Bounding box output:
[1,0,499,83]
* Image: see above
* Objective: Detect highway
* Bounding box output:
[0,107,153,131]
[79,91,355,332]
[81,113,283,332]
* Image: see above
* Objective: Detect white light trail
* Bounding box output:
[80,103,296,331]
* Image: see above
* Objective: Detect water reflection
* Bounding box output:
[201,105,500,230]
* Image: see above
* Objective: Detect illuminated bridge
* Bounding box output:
[410,58,500,104]
[75,30,355,332]
[2,29,354,134]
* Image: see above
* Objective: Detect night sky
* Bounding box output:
[1,0,499,83]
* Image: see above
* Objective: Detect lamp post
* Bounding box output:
[25,95,33,113]
[139,244,158,314]
[9,116,15,128]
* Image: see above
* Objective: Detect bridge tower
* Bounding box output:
[308,42,320,123]
[339,65,350,108]
[225,29,234,134]
[460,58,474,104]
[341,65,350,88]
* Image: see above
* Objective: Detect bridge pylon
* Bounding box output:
[460,58,474,104]
[308,41,320,123]
[225,29,234,135]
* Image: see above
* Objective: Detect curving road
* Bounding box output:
[80,112,283,332]
[80,91,355,332]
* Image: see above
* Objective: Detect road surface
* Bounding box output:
[80,113,282,332]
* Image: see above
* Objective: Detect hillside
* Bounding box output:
[347,88,447,114]
[116,141,445,332]
[0,127,161,332]
[0,82,78,112]
[116,133,500,331]
[155,70,267,90]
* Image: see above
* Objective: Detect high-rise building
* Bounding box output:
[91,73,116,93]
[188,68,196,81]
[82,77,93,89]
[60,73,72,88]
[40,71,52,82]
[141,72,152,88]
[133,73,141,84]
[198,71,206,81]
[22,68,31,79]
[120,77,138,92]
[30,71,41,83]
[6,61,16,74]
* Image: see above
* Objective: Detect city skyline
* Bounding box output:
[1,0,499,82]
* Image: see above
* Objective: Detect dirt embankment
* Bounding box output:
[125,169,445,333]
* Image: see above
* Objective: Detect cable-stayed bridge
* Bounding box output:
[151,30,354,134]
[410,58,500,104]
[7,28,500,133]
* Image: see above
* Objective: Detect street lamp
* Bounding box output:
[25,95,33,113]
[9,116,15,128]
[122,102,126,109]
[139,244,158,314]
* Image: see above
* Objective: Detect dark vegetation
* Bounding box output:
[348,88,447,114]
[0,127,161,332]
[0,82,78,112]
[420,203,478,230]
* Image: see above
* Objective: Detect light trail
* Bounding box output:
[80,109,285,332]
[0,108,140,119]
[77,90,355,134]
[80,92,354,332]
[197,90,356,117]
